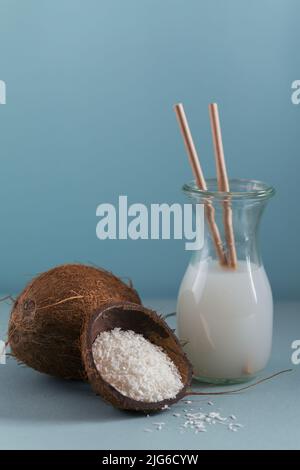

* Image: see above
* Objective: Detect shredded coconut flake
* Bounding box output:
[142,400,244,435]
[92,328,183,403]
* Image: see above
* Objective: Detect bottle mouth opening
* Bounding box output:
[183,178,275,201]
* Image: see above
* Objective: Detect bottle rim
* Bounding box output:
[183,178,275,201]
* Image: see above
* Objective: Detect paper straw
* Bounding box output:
[174,103,227,266]
[209,103,237,268]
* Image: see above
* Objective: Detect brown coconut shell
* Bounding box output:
[81,301,193,412]
[8,264,141,380]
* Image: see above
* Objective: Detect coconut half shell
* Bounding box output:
[81,301,193,412]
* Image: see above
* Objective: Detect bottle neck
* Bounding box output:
[197,199,268,267]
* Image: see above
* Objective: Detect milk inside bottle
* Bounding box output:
[177,259,273,382]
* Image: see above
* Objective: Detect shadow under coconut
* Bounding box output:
[0,359,132,423]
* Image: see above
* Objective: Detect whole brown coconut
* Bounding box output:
[8,264,141,380]
[81,302,193,412]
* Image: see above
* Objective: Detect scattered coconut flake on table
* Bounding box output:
[92,328,183,403]
[143,400,244,435]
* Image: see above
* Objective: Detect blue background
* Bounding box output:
[0,0,298,299]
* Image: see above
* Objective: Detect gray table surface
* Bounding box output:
[0,298,299,450]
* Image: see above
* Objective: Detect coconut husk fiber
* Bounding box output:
[81,301,193,412]
[8,264,141,380]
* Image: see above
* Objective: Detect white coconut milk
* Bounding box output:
[177,260,273,380]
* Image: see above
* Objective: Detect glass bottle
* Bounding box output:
[177,178,275,384]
